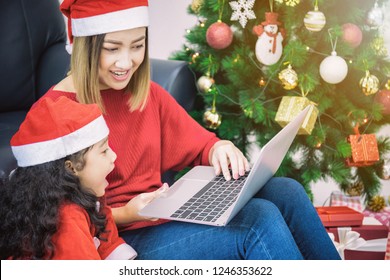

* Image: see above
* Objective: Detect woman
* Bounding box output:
[39,0,340,260]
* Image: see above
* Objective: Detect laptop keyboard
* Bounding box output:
[170,172,248,223]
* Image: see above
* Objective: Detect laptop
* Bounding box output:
[139,105,312,226]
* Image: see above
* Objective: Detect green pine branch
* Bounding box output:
[171,0,390,205]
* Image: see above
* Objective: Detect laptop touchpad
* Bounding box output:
[181,166,215,181]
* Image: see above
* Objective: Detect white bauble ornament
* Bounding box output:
[319,51,348,84]
[367,2,384,28]
[304,7,326,32]
[197,75,215,93]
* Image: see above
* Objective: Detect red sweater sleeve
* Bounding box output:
[51,204,101,260]
[97,204,137,260]
[152,83,220,172]
[52,203,136,260]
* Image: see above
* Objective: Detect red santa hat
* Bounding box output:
[11,97,109,167]
[60,0,149,47]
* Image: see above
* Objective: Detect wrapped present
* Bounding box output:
[327,217,389,260]
[329,191,364,213]
[363,207,390,228]
[386,231,390,260]
[275,96,318,135]
[346,125,379,167]
[316,206,364,227]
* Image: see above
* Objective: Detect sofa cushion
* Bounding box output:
[0,0,68,112]
[0,111,27,177]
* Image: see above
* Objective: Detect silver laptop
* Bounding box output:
[139,105,312,226]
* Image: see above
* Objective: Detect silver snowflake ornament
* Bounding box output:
[229,0,256,28]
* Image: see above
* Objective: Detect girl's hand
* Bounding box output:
[209,140,250,181]
[115,183,169,224]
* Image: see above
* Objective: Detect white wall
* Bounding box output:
[149,0,194,59]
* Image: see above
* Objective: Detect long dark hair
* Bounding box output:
[0,147,107,259]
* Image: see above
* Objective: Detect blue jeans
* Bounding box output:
[120,177,340,260]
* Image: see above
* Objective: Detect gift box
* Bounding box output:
[386,231,390,260]
[363,207,390,228]
[275,96,318,135]
[327,217,389,260]
[346,133,379,167]
[329,191,364,213]
[316,206,364,227]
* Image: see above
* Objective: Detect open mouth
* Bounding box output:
[111,70,128,77]
[110,70,130,81]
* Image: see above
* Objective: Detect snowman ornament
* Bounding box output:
[253,12,285,66]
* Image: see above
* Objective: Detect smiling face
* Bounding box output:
[75,138,117,197]
[264,24,278,34]
[98,27,147,90]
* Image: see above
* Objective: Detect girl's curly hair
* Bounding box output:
[0,147,108,259]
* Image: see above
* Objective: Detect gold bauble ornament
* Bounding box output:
[278,64,298,90]
[367,195,386,212]
[346,182,364,197]
[284,0,300,7]
[197,75,215,93]
[191,0,203,14]
[259,77,266,87]
[359,70,379,95]
[275,0,300,6]
[203,108,222,130]
[371,36,388,56]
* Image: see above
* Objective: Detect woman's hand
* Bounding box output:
[112,183,169,224]
[209,140,250,181]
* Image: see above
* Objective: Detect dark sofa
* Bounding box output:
[0,0,197,185]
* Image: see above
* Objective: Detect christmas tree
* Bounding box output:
[172,0,390,204]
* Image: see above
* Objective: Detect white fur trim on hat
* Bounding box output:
[72,6,149,37]
[12,116,109,167]
[65,42,73,55]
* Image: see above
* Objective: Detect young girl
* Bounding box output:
[0,97,164,259]
[38,0,340,259]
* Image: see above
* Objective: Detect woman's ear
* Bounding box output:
[65,160,77,175]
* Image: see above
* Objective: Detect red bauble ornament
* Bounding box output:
[375,88,390,115]
[342,23,363,48]
[206,21,233,49]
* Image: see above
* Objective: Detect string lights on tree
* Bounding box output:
[172,0,390,202]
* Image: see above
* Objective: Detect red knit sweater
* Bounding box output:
[42,82,219,231]
[52,202,136,259]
